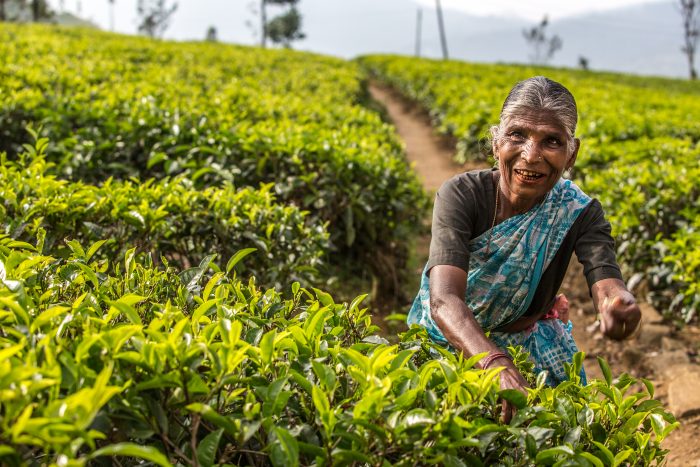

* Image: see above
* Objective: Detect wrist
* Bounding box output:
[479,351,512,370]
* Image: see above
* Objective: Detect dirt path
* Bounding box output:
[368,82,481,191]
[368,81,484,293]
[368,81,700,465]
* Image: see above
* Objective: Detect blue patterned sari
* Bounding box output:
[408,179,592,386]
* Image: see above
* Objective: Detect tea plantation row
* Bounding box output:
[0,24,427,293]
[0,237,678,465]
[360,55,700,323]
[1,140,327,288]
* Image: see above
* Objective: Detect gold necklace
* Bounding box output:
[486,181,500,255]
[491,183,500,231]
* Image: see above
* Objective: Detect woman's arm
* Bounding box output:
[591,278,641,340]
[430,264,529,421]
[571,201,641,340]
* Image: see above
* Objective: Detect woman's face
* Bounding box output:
[493,109,579,204]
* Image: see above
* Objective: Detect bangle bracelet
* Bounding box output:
[480,351,511,370]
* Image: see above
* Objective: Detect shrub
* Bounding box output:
[580,139,700,322]
[0,140,328,288]
[0,24,428,289]
[0,237,678,466]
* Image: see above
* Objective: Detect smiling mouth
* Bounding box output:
[514,168,545,181]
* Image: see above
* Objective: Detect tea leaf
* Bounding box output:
[196,428,223,467]
[535,445,574,464]
[186,403,238,437]
[499,389,527,410]
[578,452,605,467]
[597,356,612,386]
[226,248,257,273]
[593,441,615,465]
[90,443,172,467]
[613,448,633,467]
[269,427,299,467]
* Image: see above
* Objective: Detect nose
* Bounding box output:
[520,140,542,163]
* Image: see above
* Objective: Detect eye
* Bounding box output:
[546,137,562,147]
[507,131,525,141]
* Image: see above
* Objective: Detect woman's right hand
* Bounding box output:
[429,266,531,423]
[493,357,530,423]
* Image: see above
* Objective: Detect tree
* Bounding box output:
[31,0,52,21]
[206,25,218,42]
[258,0,303,48]
[0,0,22,21]
[266,6,304,48]
[0,0,52,21]
[679,0,700,79]
[522,15,562,65]
[137,0,177,38]
[578,56,590,71]
[244,1,259,41]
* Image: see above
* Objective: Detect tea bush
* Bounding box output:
[0,140,327,288]
[360,55,700,322]
[0,24,428,289]
[0,237,678,466]
[580,139,700,322]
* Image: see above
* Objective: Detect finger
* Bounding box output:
[607,298,641,332]
[607,296,636,318]
[600,311,624,339]
[505,401,515,424]
[622,314,642,338]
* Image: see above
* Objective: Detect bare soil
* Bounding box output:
[368,80,700,465]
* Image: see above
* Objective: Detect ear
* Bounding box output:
[567,138,580,170]
[490,125,500,160]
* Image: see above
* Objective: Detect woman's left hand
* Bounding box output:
[599,292,641,340]
[592,278,641,340]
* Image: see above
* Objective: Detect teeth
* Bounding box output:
[515,169,541,177]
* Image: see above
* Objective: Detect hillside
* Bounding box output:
[294,0,686,78]
[0,23,690,466]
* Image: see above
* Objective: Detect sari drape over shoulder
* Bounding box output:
[408,179,592,386]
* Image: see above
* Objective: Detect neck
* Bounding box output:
[496,180,545,220]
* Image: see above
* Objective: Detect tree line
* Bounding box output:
[1,0,699,79]
[0,0,305,48]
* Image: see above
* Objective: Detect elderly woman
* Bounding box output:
[408,76,641,414]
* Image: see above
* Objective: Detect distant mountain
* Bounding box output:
[551,2,684,78]
[296,0,528,59]
[54,12,100,29]
[295,0,688,79]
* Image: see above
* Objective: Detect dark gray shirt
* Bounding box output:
[427,169,623,317]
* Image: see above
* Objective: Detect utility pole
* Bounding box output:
[108,0,115,31]
[435,0,449,60]
[415,8,422,57]
[261,0,267,48]
[0,0,5,21]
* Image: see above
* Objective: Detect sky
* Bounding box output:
[50,0,659,42]
[414,0,657,20]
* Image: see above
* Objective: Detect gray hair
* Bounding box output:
[490,76,578,153]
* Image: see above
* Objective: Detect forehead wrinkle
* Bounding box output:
[502,110,568,136]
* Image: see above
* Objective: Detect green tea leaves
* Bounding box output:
[90,443,172,467]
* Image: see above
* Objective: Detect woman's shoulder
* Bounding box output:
[439,168,496,197]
